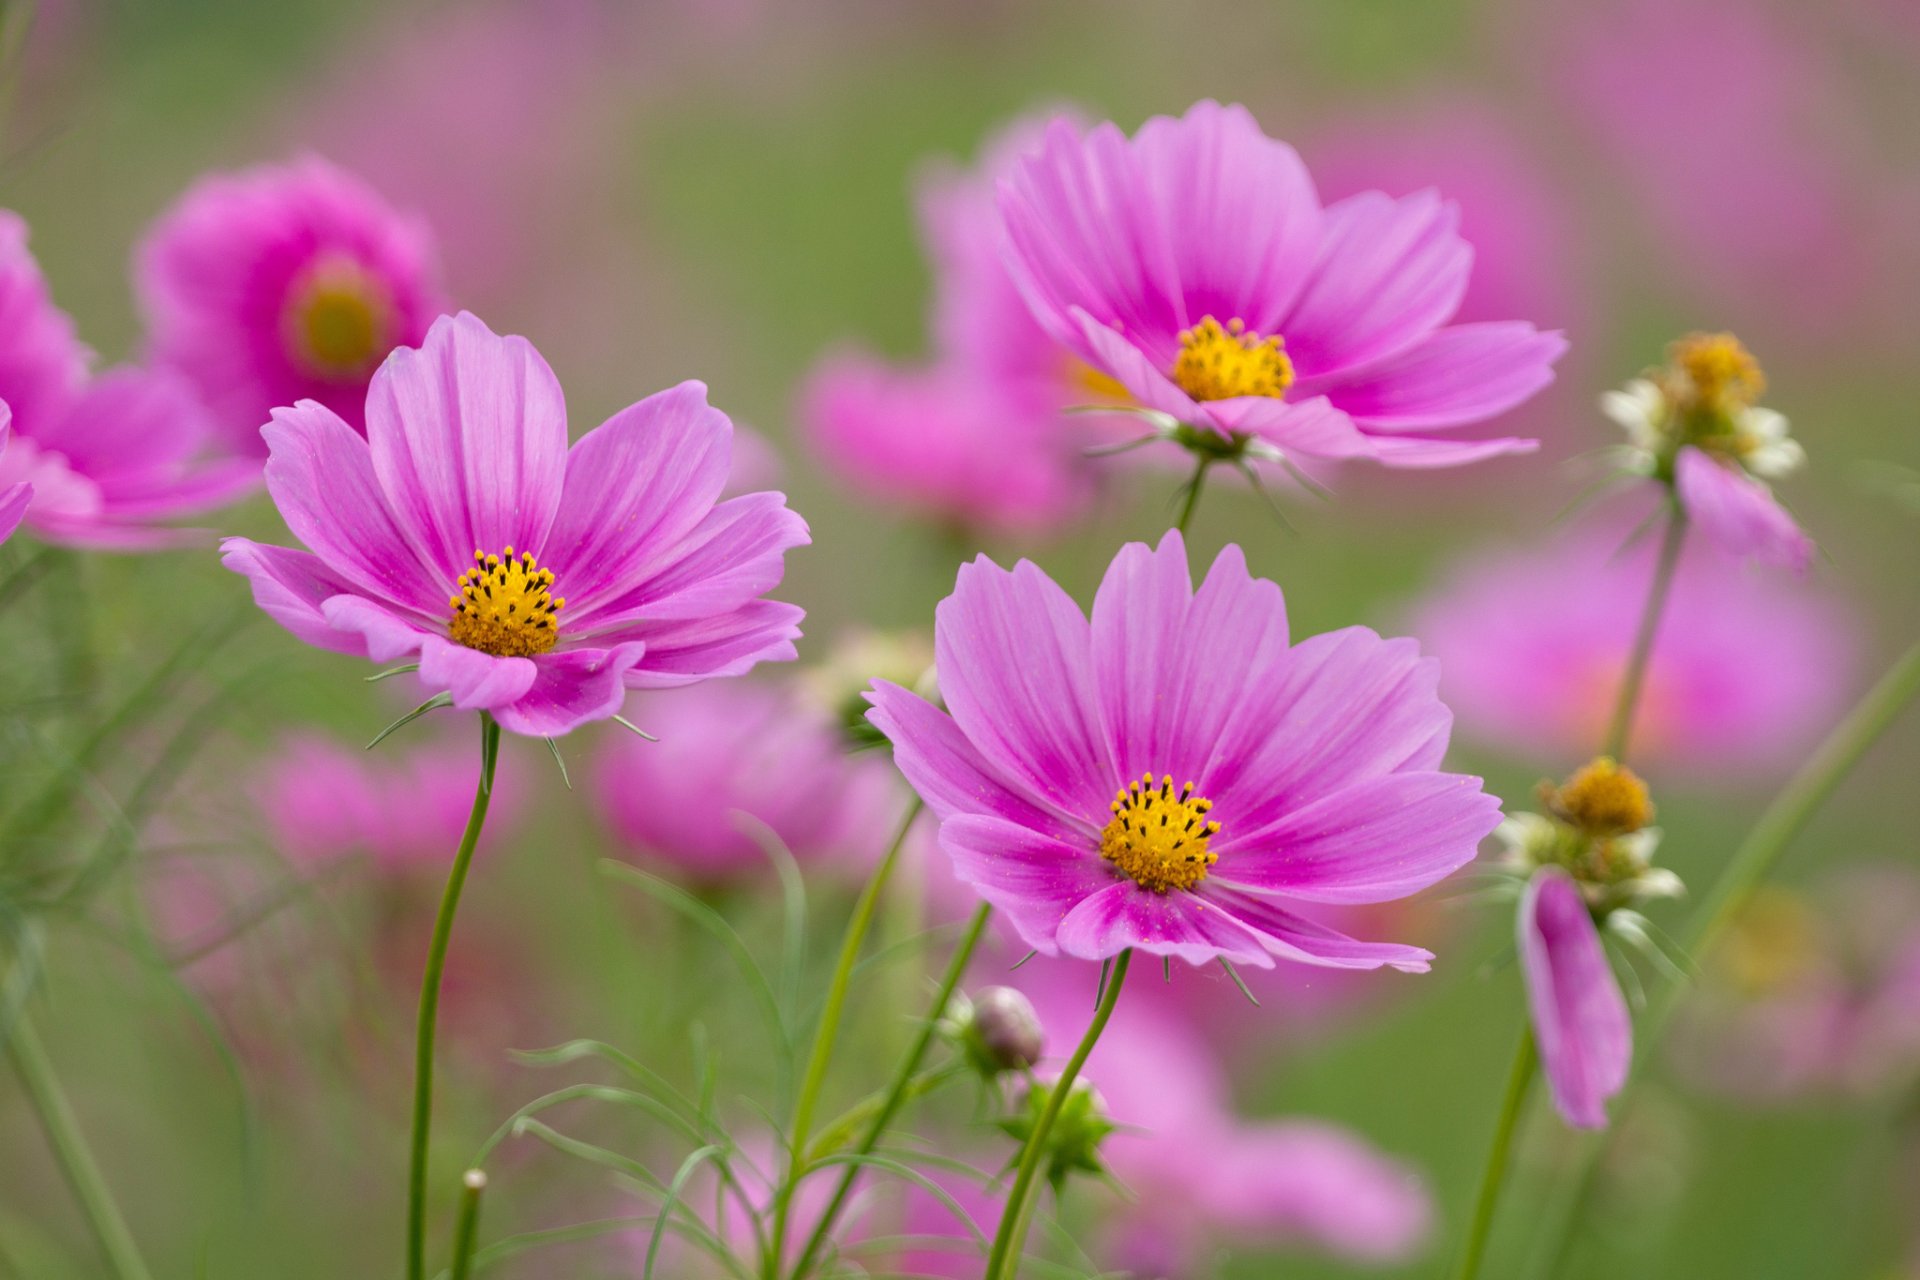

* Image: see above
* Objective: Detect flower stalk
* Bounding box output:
[1602,500,1687,760]
[984,949,1132,1280]
[1449,1026,1537,1280]
[406,712,501,1280]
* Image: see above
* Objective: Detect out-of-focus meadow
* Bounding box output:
[3,1,1919,1277]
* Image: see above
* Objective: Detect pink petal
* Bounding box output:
[614,599,803,689]
[260,399,447,613]
[1365,434,1541,468]
[0,211,89,438]
[1053,879,1274,967]
[1281,189,1471,380]
[1195,884,1435,972]
[1674,446,1813,572]
[492,642,649,737]
[219,538,374,657]
[1211,771,1500,902]
[1520,868,1631,1129]
[940,813,1121,956]
[0,480,28,544]
[539,380,732,621]
[365,311,567,580]
[1304,321,1565,431]
[864,682,1089,842]
[935,554,1113,827]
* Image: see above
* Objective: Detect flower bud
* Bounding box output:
[943,986,1044,1077]
[998,1074,1115,1194]
[1544,757,1655,838]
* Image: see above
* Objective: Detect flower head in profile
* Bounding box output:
[997,101,1566,473]
[801,115,1098,535]
[592,680,903,884]
[0,211,257,548]
[1497,758,1681,1128]
[867,530,1499,971]
[222,311,808,737]
[1603,331,1812,570]
[136,156,446,454]
[1413,522,1856,777]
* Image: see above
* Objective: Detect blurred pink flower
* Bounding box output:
[1544,0,1893,340]
[1011,960,1434,1270]
[135,156,448,454]
[1520,868,1631,1129]
[998,101,1565,470]
[254,731,523,876]
[0,408,31,544]
[801,114,1098,535]
[0,211,257,547]
[869,530,1497,972]
[1412,522,1855,776]
[593,680,903,884]
[1673,869,1920,1102]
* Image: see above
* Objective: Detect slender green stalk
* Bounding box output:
[1602,503,1688,760]
[766,799,924,1277]
[788,902,992,1278]
[407,714,501,1280]
[984,950,1132,1280]
[8,1008,154,1280]
[1174,460,1210,535]
[1531,641,1920,1277]
[1450,1027,1537,1280]
[448,1169,486,1280]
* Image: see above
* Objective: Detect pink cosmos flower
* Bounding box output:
[222,311,807,737]
[1413,522,1854,776]
[255,731,523,875]
[997,101,1566,470]
[135,156,447,454]
[1520,867,1631,1129]
[867,529,1499,971]
[592,680,903,884]
[801,115,1097,535]
[0,211,256,548]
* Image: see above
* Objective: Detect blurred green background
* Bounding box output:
[2,1,1918,1277]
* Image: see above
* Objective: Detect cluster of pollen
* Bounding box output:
[282,256,396,380]
[1666,331,1765,416]
[1099,773,1220,894]
[1545,757,1655,838]
[1171,316,1295,402]
[448,548,564,658]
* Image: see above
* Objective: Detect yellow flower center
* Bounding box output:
[1667,331,1764,416]
[1099,772,1220,894]
[1546,757,1655,838]
[1171,316,1294,402]
[283,255,397,381]
[447,547,565,658]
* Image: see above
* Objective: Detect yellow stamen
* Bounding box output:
[1171,316,1294,402]
[447,546,564,658]
[1545,757,1655,838]
[1667,331,1764,415]
[282,255,396,380]
[1099,772,1220,894]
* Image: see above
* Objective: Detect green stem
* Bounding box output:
[407,714,500,1280]
[1602,502,1687,761]
[1450,1026,1537,1280]
[788,901,992,1279]
[448,1170,486,1280]
[984,950,1132,1280]
[1174,460,1210,535]
[1529,640,1920,1277]
[767,799,923,1278]
[7,1008,154,1280]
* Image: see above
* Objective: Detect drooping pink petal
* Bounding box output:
[1212,771,1500,902]
[1054,878,1275,967]
[941,814,1125,956]
[1520,868,1631,1129]
[260,400,447,613]
[864,682,1088,842]
[1303,321,1567,430]
[492,643,649,737]
[1674,445,1814,572]
[1281,189,1471,380]
[935,555,1112,825]
[539,380,731,620]
[364,311,567,579]
[1090,532,1293,788]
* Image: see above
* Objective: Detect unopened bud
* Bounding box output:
[943,986,1045,1077]
[998,1075,1115,1194]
